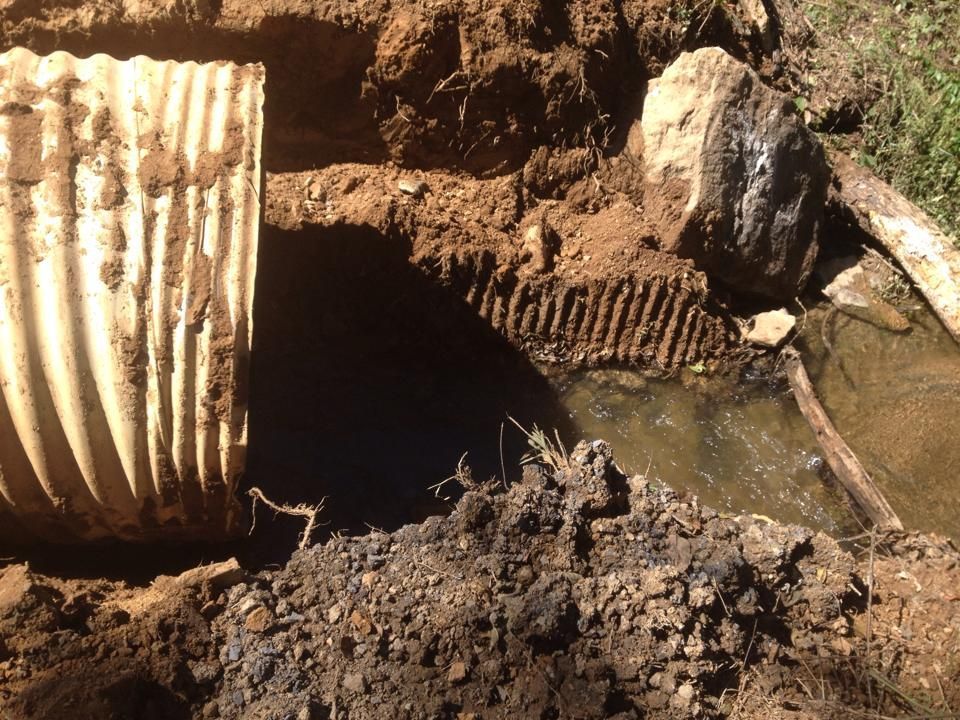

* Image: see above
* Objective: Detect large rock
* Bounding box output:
[638,47,829,300]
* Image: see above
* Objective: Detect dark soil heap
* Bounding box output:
[3,443,957,719]
[213,441,856,719]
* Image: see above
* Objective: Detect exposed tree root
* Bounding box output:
[247,487,324,550]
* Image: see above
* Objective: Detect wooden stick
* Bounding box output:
[830,151,960,345]
[783,348,904,530]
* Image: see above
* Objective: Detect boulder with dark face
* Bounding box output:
[637,46,829,300]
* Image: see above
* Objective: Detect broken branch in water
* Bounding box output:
[783,348,904,531]
[820,305,855,389]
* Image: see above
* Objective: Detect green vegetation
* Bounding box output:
[804,0,960,244]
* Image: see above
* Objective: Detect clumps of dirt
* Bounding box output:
[2,444,958,719]
[0,562,222,720]
[208,441,860,718]
[0,0,789,176]
[265,161,745,369]
[0,101,43,183]
[863,535,960,710]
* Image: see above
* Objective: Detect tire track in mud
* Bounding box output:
[425,250,737,368]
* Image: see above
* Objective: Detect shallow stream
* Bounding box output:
[549,299,960,540]
[244,231,960,555]
[548,368,849,533]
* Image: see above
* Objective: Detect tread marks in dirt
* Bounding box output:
[426,251,735,368]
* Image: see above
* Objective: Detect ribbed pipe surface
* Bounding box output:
[0,48,264,541]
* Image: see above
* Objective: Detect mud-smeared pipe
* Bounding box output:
[427,251,735,368]
[0,48,264,542]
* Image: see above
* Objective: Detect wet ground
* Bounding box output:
[549,295,960,542]
[798,298,960,538]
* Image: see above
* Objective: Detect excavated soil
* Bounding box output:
[266,167,742,369]
[2,2,959,719]
[0,0,790,372]
[2,445,959,719]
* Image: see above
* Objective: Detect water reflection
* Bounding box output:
[548,367,853,534]
[799,300,960,540]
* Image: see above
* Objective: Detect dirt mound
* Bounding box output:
[0,0,784,176]
[211,441,856,719]
[266,165,742,369]
[3,444,957,719]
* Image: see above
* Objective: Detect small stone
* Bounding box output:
[447,661,468,684]
[236,596,259,617]
[398,178,428,198]
[244,606,273,633]
[343,672,367,693]
[202,700,220,718]
[744,308,796,347]
[350,609,374,635]
[327,604,342,624]
[677,683,695,702]
[305,179,325,202]
[819,257,910,331]
[519,223,556,274]
[361,571,377,588]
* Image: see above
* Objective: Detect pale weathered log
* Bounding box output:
[831,152,960,345]
[783,348,904,531]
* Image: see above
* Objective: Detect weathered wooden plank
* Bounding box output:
[831,152,960,345]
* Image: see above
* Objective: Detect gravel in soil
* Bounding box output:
[2,443,958,719]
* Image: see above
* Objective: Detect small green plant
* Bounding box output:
[508,417,570,473]
[805,0,960,245]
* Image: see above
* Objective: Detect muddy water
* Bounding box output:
[548,301,960,540]
[548,368,853,534]
[797,301,960,539]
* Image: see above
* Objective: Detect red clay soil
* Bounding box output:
[266,166,743,369]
